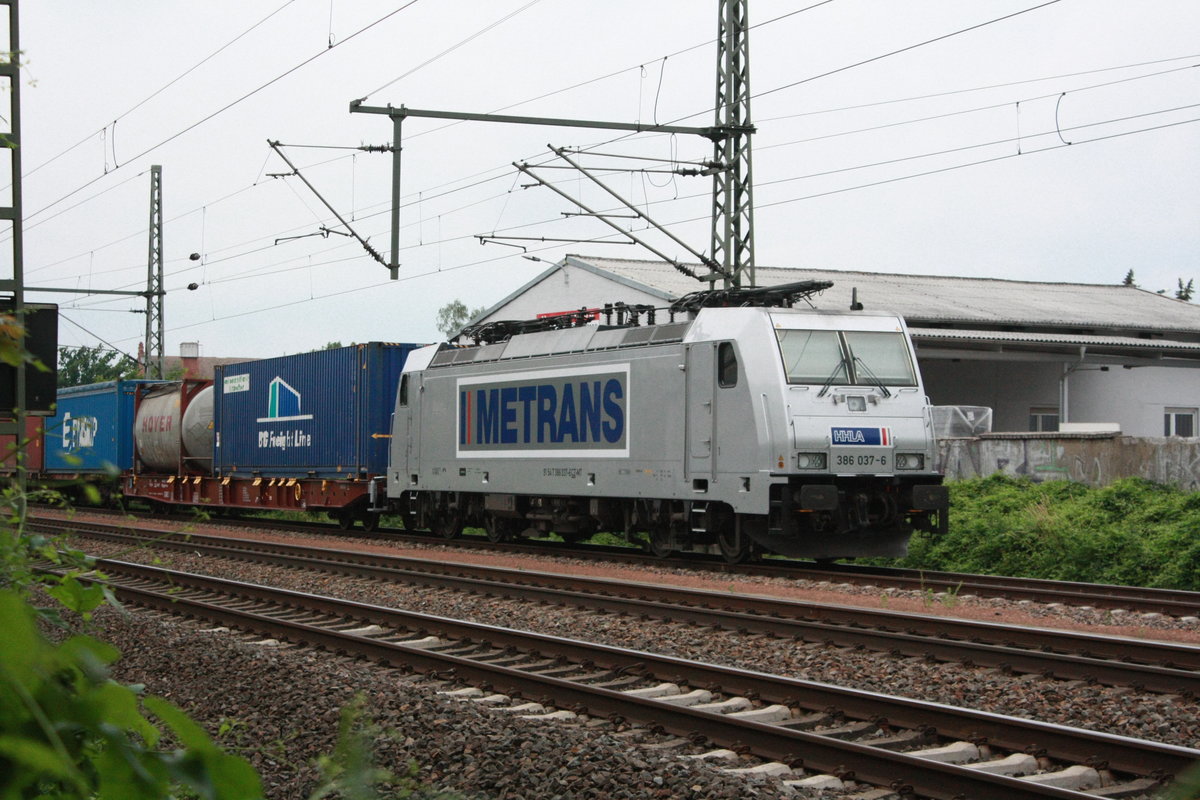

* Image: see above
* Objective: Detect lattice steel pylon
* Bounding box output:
[710,0,756,288]
[144,165,164,378]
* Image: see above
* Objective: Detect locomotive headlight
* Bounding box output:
[846,395,867,412]
[795,452,827,470]
[895,453,925,470]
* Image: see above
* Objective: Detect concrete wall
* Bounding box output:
[938,434,1200,490]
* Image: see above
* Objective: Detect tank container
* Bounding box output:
[133,383,214,473]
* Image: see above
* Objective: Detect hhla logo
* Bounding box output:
[256,377,314,423]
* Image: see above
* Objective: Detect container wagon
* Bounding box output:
[123,342,419,527]
[3,379,168,503]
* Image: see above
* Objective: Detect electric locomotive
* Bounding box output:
[385,281,948,561]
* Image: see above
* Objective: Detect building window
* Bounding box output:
[1029,407,1059,432]
[1164,408,1197,437]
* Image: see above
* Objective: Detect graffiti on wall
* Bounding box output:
[937,436,1200,490]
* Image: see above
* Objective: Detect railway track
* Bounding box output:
[66,556,1195,799]
[47,517,1200,696]
[56,506,1200,617]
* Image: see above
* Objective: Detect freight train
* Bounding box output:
[3,280,948,561]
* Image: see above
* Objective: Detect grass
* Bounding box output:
[880,475,1200,591]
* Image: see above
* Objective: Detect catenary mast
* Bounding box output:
[711,0,756,288]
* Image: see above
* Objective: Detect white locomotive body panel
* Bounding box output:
[387,303,947,560]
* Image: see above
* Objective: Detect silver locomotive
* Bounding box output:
[385,282,947,561]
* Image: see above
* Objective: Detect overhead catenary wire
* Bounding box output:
[26,49,1191,278]
[13,0,299,190]
[24,0,429,225]
[91,98,1200,319]
[755,0,1066,103]
[756,62,1200,152]
[44,77,1198,312]
[384,0,840,146]
[753,113,1200,213]
[90,103,1200,349]
[27,3,1188,285]
[756,54,1200,125]
[357,0,548,102]
[28,2,1190,352]
[570,0,1072,158]
[58,314,141,361]
[57,91,1200,314]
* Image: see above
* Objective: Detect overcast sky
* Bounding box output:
[9,1,1199,359]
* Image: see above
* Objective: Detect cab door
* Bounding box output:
[685,342,716,483]
[391,372,420,487]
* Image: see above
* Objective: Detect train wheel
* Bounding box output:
[336,509,355,530]
[360,512,381,533]
[432,511,463,540]
[646,525,675,558]
[717,524,749,564]
[484,515,514,543]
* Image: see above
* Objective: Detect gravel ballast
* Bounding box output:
[56,519,1200,797]
[92,608,791,800]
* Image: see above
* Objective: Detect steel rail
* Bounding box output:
[95,506,1200,617]
[46,509,1200,617]
[53,520,1200,696]
[86,558,1196,798]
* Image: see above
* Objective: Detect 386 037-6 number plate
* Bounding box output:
[830,447,893,472]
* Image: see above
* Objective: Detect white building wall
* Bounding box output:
[478,266,665,324]
[1069,366,1200,437]
[919,359,1061,432]
[921,359,1200,437]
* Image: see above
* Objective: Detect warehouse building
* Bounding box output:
[473,255,1200,439]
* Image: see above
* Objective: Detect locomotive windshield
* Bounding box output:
[776,329,916,387]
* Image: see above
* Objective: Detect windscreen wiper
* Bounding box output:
[817,357,850,398]
[853,356,892,398]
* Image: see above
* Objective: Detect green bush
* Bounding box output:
[0,589,263,799]
[894,475,1200,590]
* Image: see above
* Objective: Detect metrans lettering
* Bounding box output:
[457,366,629,456]
[831,426,891,446]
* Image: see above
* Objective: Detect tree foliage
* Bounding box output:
[1121,269,1136,287]
[57,346,139,388]
[1176,278,1195,302]
[435,300,485,339]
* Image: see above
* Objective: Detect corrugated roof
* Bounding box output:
[908,327,1200,357]
[566,255,1200,336]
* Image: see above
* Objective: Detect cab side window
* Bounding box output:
[398,374,409,407]
[718,342,738,388]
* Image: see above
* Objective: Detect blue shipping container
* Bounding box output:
[213,342,419,479]
[44,380,167,474]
